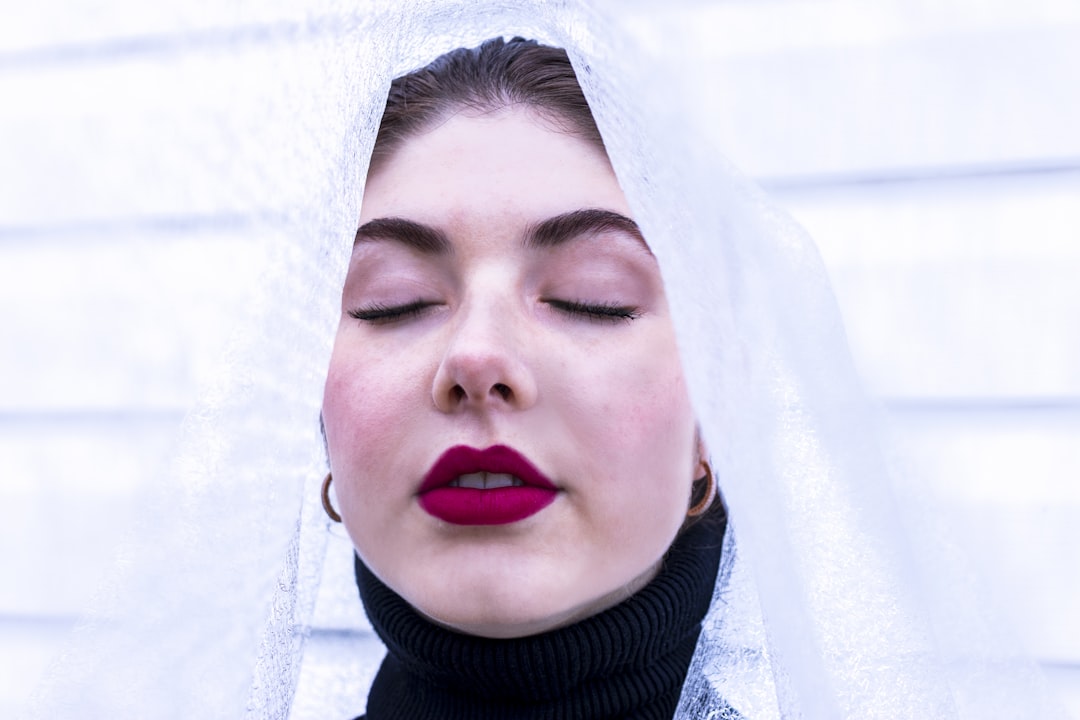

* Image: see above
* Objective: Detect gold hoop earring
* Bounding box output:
[321,472,342,523]
[686,461,714,518]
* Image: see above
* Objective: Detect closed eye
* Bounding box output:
[348,300,439,324]
[544,299,641,323]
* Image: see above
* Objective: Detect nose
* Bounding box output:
[431,299,538,413]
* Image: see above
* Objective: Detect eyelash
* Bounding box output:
[348,300,436,324]
[349,299,642,325]
[544,299,642,323]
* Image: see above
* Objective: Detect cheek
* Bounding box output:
[567,332,696,514]
[587,334,693,451]
[323,338,434,562]
[322,336,426,498]
[581,366,695,577]
[617,372,695,491]
[324,348,380,453]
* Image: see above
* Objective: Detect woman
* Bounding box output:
[26,2,1065,719]
[320,37,731,718]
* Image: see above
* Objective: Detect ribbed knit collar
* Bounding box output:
[354,515,725,720]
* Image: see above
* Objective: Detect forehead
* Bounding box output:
[359,107,633,235]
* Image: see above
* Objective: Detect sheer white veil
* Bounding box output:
[26,1,1067,718]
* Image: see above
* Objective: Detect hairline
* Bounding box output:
[368,99,604,180]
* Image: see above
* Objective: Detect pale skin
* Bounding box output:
[322,106,705,639]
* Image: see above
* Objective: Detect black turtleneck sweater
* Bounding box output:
[352,513,728,720]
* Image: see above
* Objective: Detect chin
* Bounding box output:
[405,559,661,640]
[418,594,584,639]
[399,559,593,639]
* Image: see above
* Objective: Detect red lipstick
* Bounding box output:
[418,445,558,525]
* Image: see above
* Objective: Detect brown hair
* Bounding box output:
[370,37,605,174]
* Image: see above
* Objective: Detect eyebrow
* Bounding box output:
[354,217,451,254]
[353,208,648,255]
[526,208,648,252]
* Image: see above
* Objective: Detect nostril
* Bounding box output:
[452,385,467,402]
[493,383,512,401]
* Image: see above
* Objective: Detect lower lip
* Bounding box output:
[419,486,557,525]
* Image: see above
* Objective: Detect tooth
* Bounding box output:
[448,478,460,488]
[485,473,516,489]
[457,472,486,490]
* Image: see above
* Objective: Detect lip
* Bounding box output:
[418,445,558,525]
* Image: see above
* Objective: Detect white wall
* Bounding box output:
[2,1,1078,716]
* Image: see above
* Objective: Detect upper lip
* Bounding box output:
[419,445,557,493]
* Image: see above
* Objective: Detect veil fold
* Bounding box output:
[26,1,1066,718]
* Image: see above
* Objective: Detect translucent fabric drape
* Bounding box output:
[27,1,1067,718]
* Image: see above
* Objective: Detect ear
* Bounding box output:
[686,426,716,518]
[693,426,709,480]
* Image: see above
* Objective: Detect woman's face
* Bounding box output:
[323,106,699,638]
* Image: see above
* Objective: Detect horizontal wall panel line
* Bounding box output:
[0,614,77,628]
[881,397,1080,413]
[0,621,376,642]
[0,209,299,243]
[308,627,376,641]
[761,158,1080,192]
[0,619,375,641]
[0,409,188,425]
[0,13,362,70]
[1042,661,1080,671]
